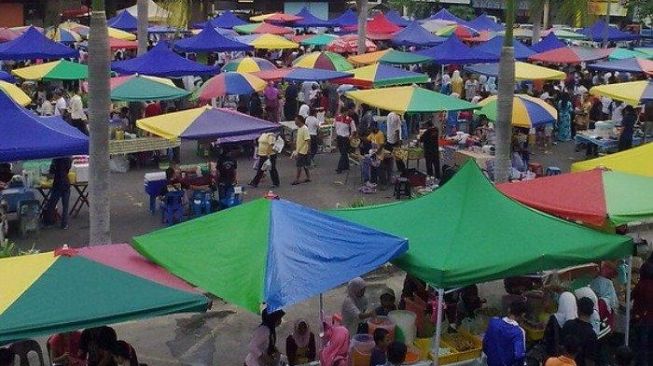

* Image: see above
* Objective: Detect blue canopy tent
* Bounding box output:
[294,7,334,28]
[417,36,499,64]
[0,71,15,83]
[468,14,504,32]
[193,11,248,29]
[577,20,638,42]
[174,24,252,53]
[0,27,78,61]
[0,93,88,162]
[107,10,137,32]
[475,36,534,60]
[148,26,183,34]
[423,8,470,25]
[331,9,358,28]
[392,21,446,47]
[385,10,412,27]
[531,33,566,53]
[587,58,653,74]
[111,43,217,77]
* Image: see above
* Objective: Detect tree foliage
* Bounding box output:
[387,0,436,20]
[448,5,476,20]
[625,0,653,24]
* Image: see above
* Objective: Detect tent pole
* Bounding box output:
[432,288,445,366]
[625,256,632,346]
[319,293,324,323]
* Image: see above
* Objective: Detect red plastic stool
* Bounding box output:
[528,162,544,177]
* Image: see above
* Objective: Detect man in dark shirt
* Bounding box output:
[420,121,441,179]
[45,157,72,229]
[561,297,598,366]
[218,149,238,199]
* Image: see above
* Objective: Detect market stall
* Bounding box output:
[111,43,217,77]
[0,26,78,60]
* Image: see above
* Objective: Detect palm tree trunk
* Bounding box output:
[356,0,368,55]
[88,0,111,245]
[495,0,516,183]
[137,0,148,55]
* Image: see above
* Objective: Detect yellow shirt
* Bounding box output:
[368,131,385,146]
[257,132,276,156]
[295,125,310,155]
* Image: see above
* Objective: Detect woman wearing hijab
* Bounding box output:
[320,320,350,366]
[543,292,578,357]
[440,74,452,95]
[341,277,374,334]
[245,308,285,366]
[264,82,280,123]
[285,320,316,365]
[451,70,464,96]
[556,92,573,142]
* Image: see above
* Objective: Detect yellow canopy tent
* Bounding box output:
[571,142,653,178]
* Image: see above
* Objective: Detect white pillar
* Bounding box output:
[432,288,445,366]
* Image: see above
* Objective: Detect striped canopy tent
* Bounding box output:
[292,51,353,71]
[348,49,432,65]
[334,63,429,88]
[234,22,294,35]
[222,57,277,73]
[476,94,558,128]
[235,34,299,49]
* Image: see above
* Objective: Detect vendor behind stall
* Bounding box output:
[0,163,13,189]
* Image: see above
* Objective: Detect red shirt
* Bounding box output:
[48,332,83,364]
[144,102,162,117]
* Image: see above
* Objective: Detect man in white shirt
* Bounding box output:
[305,107,321,163]
[335,103,356,173]
[300,81,317,104]
[385,112,402,149]
[53,90,67,118]
[298,103,310,118]
[69,91,87,134]
[611,101,626,124]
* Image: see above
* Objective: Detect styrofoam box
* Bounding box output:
[144,171,167,182]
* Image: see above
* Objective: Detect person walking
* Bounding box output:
[482,300,528,366]
[291,115,311,185]
[618,106,636,152]
[44,157,72,229]
[264,82,280,123]
[335,104,356,174]
[420,121,441,179]
[69,90,88,135]
[556,92,573,142]
[305,108,320,164]
[249,132,280,188]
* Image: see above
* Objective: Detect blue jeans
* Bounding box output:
[47,185,70,228]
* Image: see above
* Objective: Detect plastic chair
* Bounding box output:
[160,190,184,225]
[9,339,46,366]
[546,166,562,176]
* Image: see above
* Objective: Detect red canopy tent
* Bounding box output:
[529,47,614,64]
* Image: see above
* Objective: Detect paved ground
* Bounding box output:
[11,139,585,365]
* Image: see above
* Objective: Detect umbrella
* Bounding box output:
[331,9,358,28]
[64,21,136,41]
[108,27,137,41]
[498,169,653,229]
[111,43,217,77]
[234,22,293,35]
[299,33,339,47]
[136,106,280,140]
[465,62,566,81]
[292,51,353,71]
[132,198,408,313]
[530,33,566,53]
[587,58,653,75]
[0,80,30,106]
[294,7,333,28]
[250,12,302,23]
[194,72,266,100]
[253,67,353,82]
[46,27,82,43]
[608,48,653,60]
[109,75,191,102]
[235,34,299,49]
[0,71,15,83]
[391,21,446,47]
[326,34,377,54]
[529,47,613,64]
[222,57,276,73]
[334,63,429,88]
[108,37,137,50]
[12,60,88,80]
[474,36,535,61]
[348,49,432,65]
[476,94,558,128]
[385,10,412,27]
[589,80,653,106]
[0,249,208,343]
[0,28,19,42]
[345,85,480,113]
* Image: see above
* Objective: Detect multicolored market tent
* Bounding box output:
[250,12,302,23]
[330,162,633,289]
[476,94,558,128]
[299,33,339,47]
[294,7,333,27]
[132,198,408,313]
[608,48,652,60]
[578,20,638,42]
[12,60,88,81]
[587,58,653,75]
[222,56,276,73]
[330,9,358,27]
[348,49,432,65]
[59,21,137,41]
[391,21,446,47]
[530,33,566,53]
[253,67,352,82]
[46,27,82,43]
[109,75,190,101]
[385,10,412,27]
[346,85,479,113]
[417,36,499,64]
[292,51,353,71]
[474,36,535,60]
[0,93,87,162]
[174,23,251,53]
[107,10,138,31]
[498,169,653,229]
[326,34,377,54]
[136,106,279,141]
[234,22,293,35]
[194,72,266,100]
[235,34,299,49]
[335,63,429,88]
[589,80,653,106]
[194,11,248,29]
[571,142,653,178]
[0,81,30,106]
[111,43,217,77]
[0,250,208,343]
[0,26,78,61]
[465,62,565,81]
[435,24,480,39]
[467,14,504,32]
[529,46,613,64]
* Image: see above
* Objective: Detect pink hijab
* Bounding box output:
[320,322,350,366]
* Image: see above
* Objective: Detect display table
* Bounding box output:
[394,146,424,170]
[33,182,88,217]
[574,130,642,153]
[453,149,495,169]
[109,137,181,155]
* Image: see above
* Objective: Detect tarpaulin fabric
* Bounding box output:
[529,47,613,64]
[367,13,401,34]
[111,43,217,77]
[391,22,446,47]
[46,27,82,43]
[294,7,334,28]
[12,60,88,81]
[530,33,566,53]
[292,51,353,71]
[194,72,266,100]
[587,58,653,75]
[476,94,558,128]
[0,251,208,344]
[474,36,534,60]
[0,80,30,106]
[326,34,377,54]
[498,169,653,229]
[571,142,653,178]
[234,23,294,35]
[589,80,653,106]
[331,9,358,27]
[467,14,504,32]
[194,11,248,29]
[300,34,339,47]
[608,48,653,60]
[109,74,190,102]
[0,71,16,83]
[345,85,479,113]
[578,20,638,42]
[0,92,88,162]
[136,105,279,140]
[465,62,565,81]
[132,198,408,313]
[435,24,480,39]
[330,162,633,289]
[235,34,299,49]
[0,26,78,61]
[335,63,429,88]
[174,23,252,53]
[385,10,412,27]
[348,49,432,65]
[107,10,138,31]
[250,12,302,23]
[423,8,470,26]
[253,67,352,82]
[417,36,499,64]
[222,56,276,73]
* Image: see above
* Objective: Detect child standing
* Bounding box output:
[369,328,391,366]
